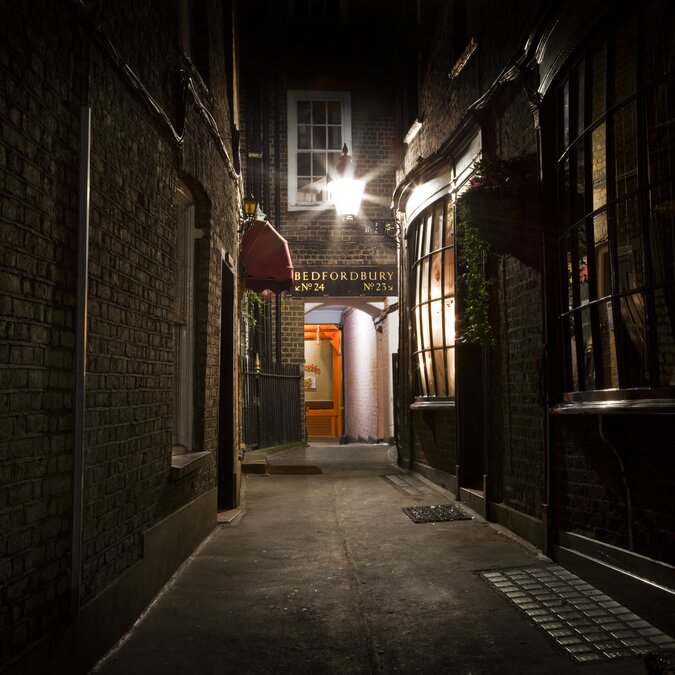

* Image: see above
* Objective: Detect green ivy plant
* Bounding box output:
[456,198,494,346]
[241,289,266,328]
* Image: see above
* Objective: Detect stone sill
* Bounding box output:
[170,451,210,480]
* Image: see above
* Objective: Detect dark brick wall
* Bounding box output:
[1,0,241,666]
[412,410,457,476]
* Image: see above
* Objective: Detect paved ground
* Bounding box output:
[91,443,655,674]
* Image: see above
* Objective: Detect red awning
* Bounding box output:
[240,220,294,293]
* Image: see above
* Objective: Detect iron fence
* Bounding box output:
[241,356,304,449]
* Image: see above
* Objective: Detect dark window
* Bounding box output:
[554,0,675,400]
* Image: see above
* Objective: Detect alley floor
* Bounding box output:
[91,444,664,674]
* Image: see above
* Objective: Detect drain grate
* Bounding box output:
[402,503,472,523]
[480,565,675,664]
[383,474,442,497]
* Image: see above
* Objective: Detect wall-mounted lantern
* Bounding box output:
[327,144,364,220]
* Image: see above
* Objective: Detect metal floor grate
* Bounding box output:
[402,503,472,523]
[383,474,441,497]
[480,565,675,664]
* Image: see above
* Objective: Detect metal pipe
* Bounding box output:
[71,105,91,617]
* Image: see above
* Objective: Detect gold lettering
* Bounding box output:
[340,272,347,280]
[330,272,338,281]
[311,271,320,280]
[294,272,301,281]
[351,272,359,280]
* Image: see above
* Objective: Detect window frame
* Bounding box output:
[409,195,457,406]
[551,2,675,410]
[287,90,352,210]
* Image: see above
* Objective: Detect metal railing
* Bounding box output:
[241,356,303,449]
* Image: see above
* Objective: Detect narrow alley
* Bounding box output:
[91,445,660,674]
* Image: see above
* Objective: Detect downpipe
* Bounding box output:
[71,105,91,617]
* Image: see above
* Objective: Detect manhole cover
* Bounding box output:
[402,503,472,523]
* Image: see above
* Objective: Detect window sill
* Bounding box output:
[170,451,210,480]
[551,389,675,415]
[410,398,455,411]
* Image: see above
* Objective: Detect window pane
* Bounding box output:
[430,253,443,300]
[298,125,311,149]
[430,300,443,346]
[562,79,570,149]
[591,123,607,211]
[561,231,574,309]
[591,42,606,123]
[327,100,341,124]
[421,302,430,348]
[424,214,433,254]
[580,306,595,389]
[297,178,315,203]
[575,60,585,138]
[417,217,426,258]
[445,201,455,246]
[433,348,447,397]
[312,153,326,178]
[576,223,589,304]
[654,287,675,386]
[445,347,456,396]
[620,292,648,387]
[598,300,618,388]
[443,249,455,296]
[444,297,455,346]
[593,212,610,299]
[614,102,637,198]
[312,100,326,124]
[417,353,428,397]
[420,258,429,303]
[327,126,342,149]
[297,153,311,176]
[564,314,579,391]
[645,0,674,85]
[572,144,585,223]
[616,197,643,291]
[432,205,443,251]
[312,126,326,149]
[297,100,311,124]
[614,18,637,103]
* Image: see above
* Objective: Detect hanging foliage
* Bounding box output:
[241,289,266,328]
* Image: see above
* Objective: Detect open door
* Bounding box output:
[304,324,342,439]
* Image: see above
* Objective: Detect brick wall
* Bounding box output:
[1,0,241,666]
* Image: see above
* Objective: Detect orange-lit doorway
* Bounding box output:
[304,324,342,440]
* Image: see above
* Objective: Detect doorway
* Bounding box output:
[304,324,343,440]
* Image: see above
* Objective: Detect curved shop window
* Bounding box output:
[553,0,675,403]
[410,197,456,400]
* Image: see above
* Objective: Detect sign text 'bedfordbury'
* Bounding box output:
[292,266,398,296]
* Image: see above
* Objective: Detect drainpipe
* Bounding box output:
[71,104,91,617]
[598,416,634,551]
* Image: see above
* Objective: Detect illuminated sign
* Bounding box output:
[291,266,398,297]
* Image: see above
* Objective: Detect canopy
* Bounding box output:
[240,220,294,293]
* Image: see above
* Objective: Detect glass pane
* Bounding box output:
[575,59,585,138]
[326,100,341,124]
[444,201,455,246]
[297,178,316,203]
[654,287,675,386]
[417,218,426,259]
[576,223,589,305]
[430,300,443,346]
[619,292,648,387]
[614,102,637,198]
[572,144,586,223]
[420,258,429,303]
[645,0,675,85]
[591,123,607,211]
[616,197,643,291]
[417,353,428,397]
[443,249,455,296]
[561,231,574,309]
[312,126,326,149]
[431,205,443,251]
[297,100,311,124]
[444,297,455,346]
[598,300,618,388]
[424,214,433,254]
[433,349,447,396]
[327,126,341,149]
[580,306,595,389]
[614,17,637,103]
[421,303,430,349]
[591,42,606,123]
[312,100,326,124]
[445,347,456,396]
[297,153,311,176]
[312,153,326,178]
[563,315,579,391]
[430,253,443,300]
[562,79,570,149]
[298,125,311,149]
[560,157,570,228]
[424,352,435,395]
[593,212,610,299]
[414,304,422,351]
